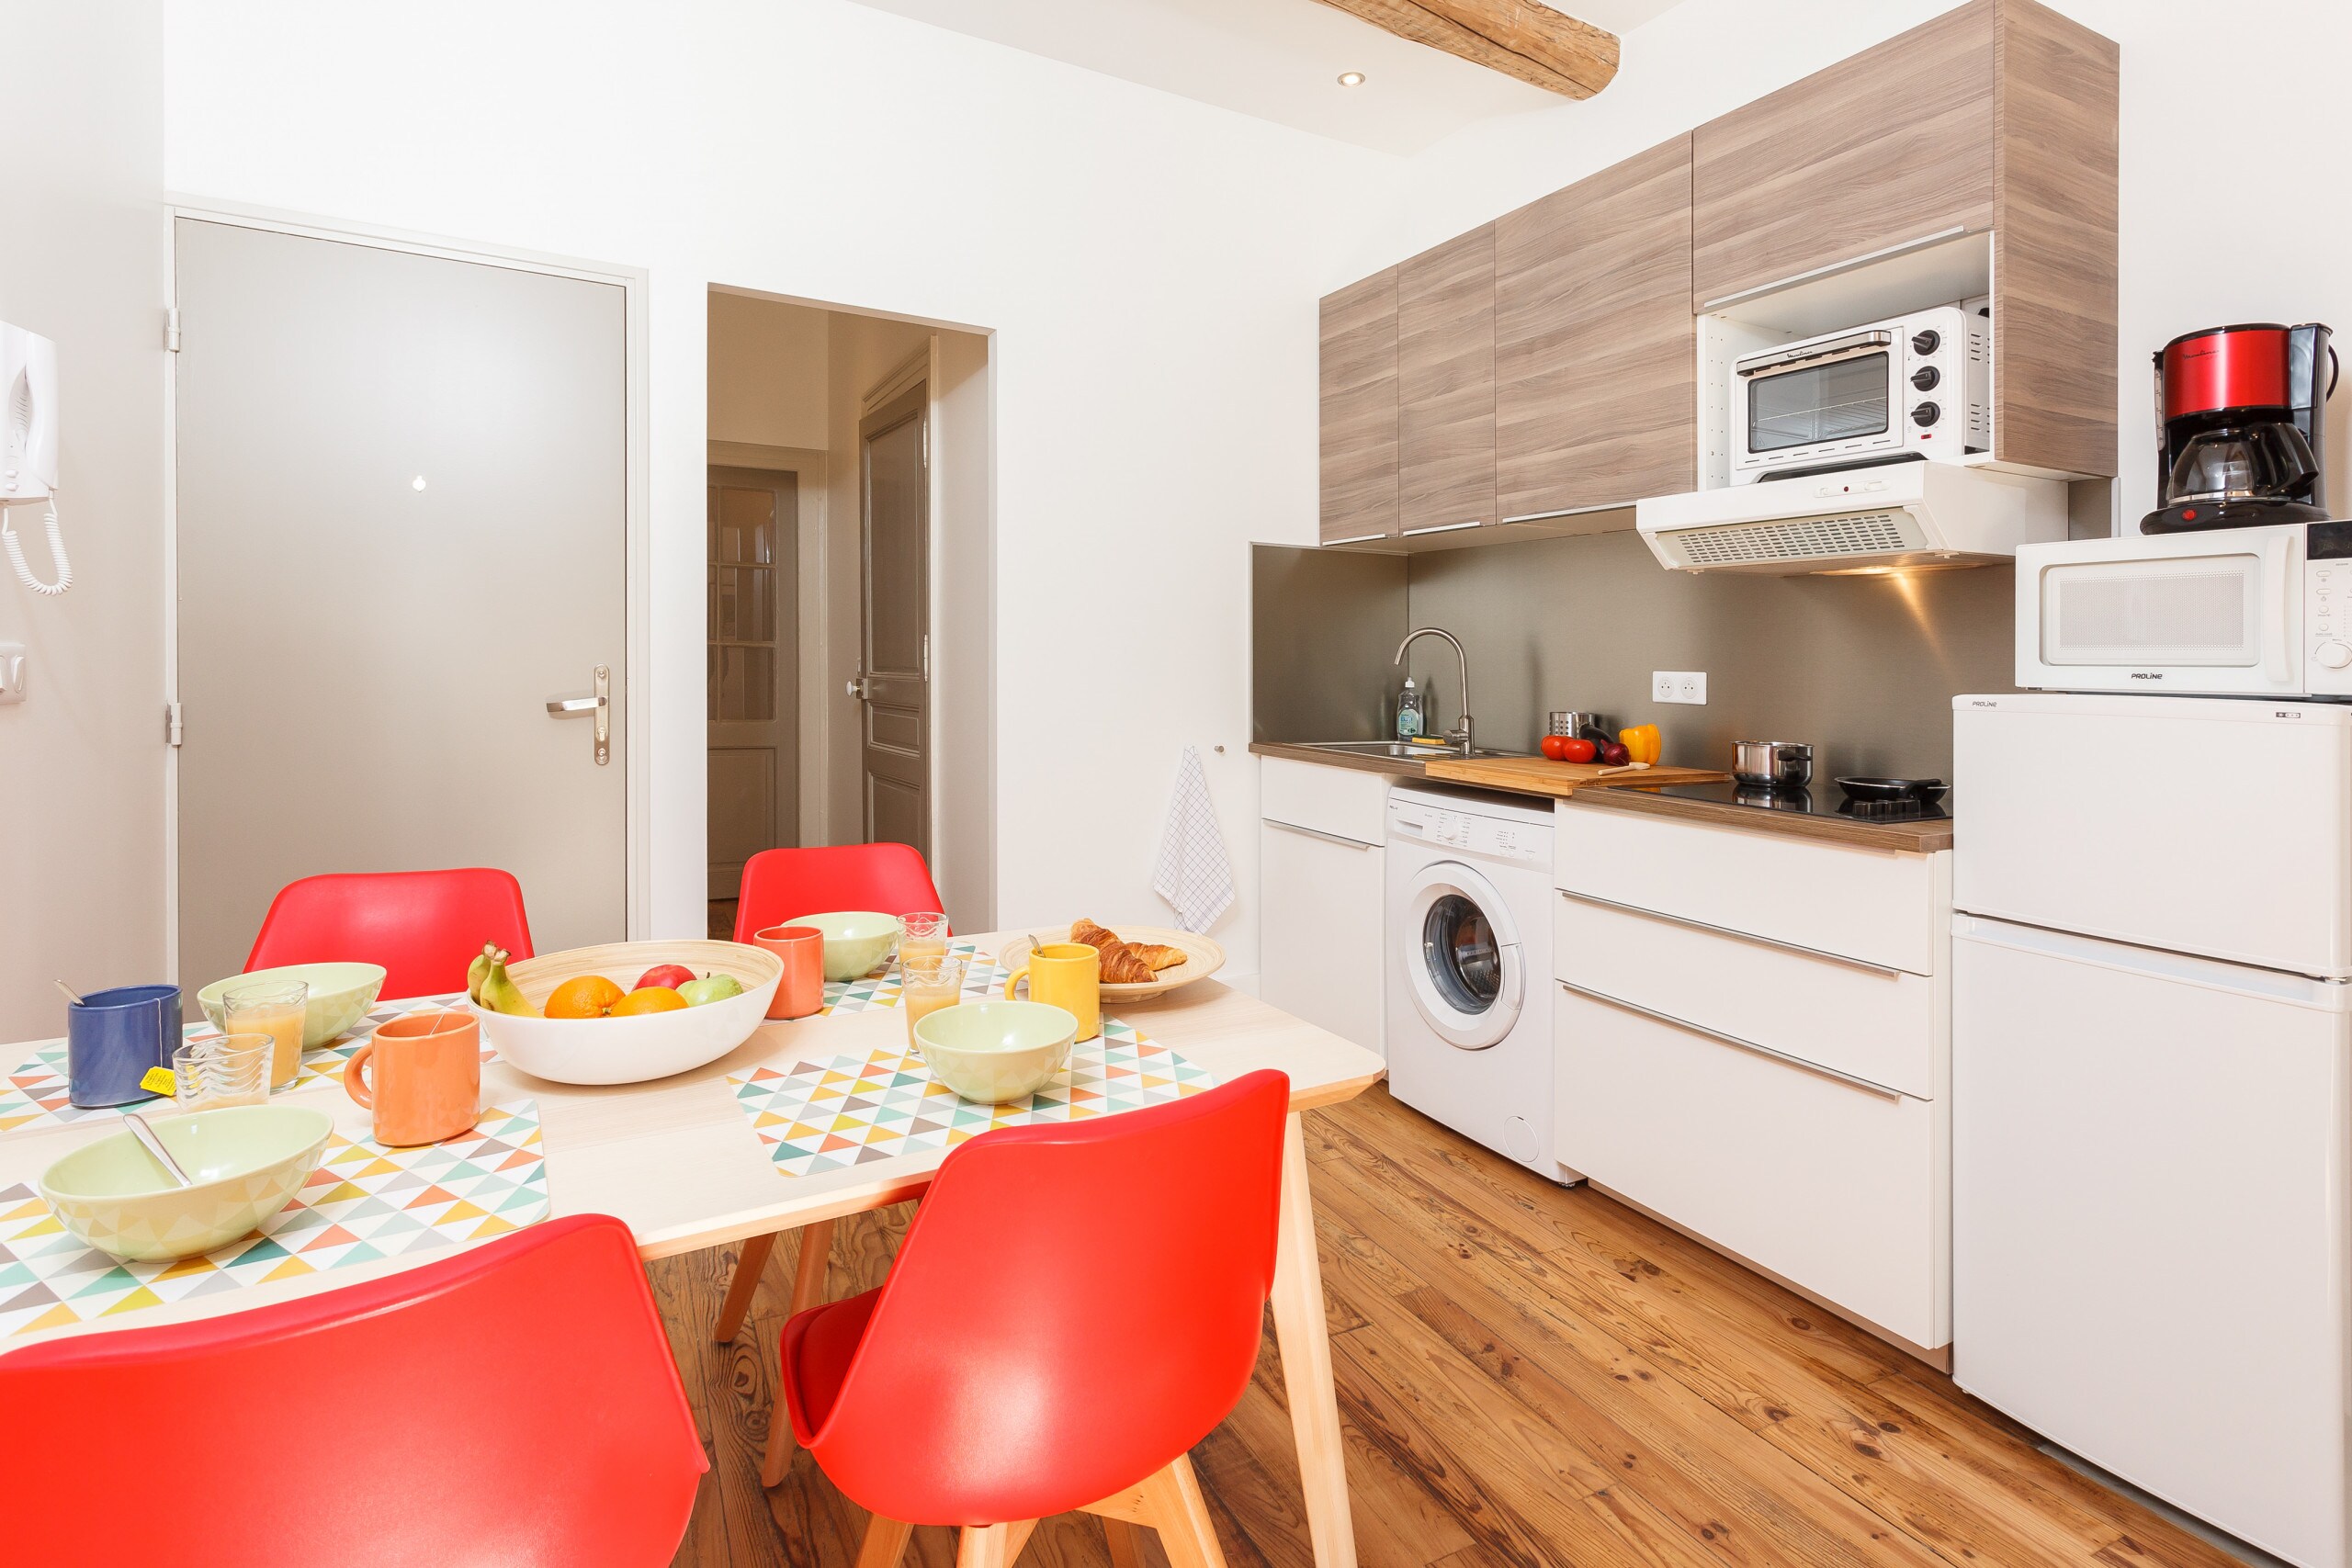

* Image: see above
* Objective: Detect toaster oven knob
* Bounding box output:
[1911,401,1942,428]
[2319,639,2352,670]
[1911,366,1941,391]
[1911,329,1942,355]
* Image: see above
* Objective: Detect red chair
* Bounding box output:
[761,1070,1291,1568]
[732,843,946,943]
[0,1215,706,1568]
[715,843,949,1343]
[245,868,535,999]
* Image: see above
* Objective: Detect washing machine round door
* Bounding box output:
[1402,860,1524,1049]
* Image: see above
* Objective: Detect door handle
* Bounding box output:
[845,673,871,701]
[547,664,611,766]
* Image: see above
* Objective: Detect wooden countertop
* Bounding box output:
[1254,740,1953,852]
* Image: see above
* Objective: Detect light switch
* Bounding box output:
[0,642,23,704]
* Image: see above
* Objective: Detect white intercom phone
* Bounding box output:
[1,320,70,596]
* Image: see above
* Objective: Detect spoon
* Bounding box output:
[55,979,84,1007]
[122,1111,192,1189]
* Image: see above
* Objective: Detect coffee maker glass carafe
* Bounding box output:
[2165,421,2322,505]
[2142,321,2335,534]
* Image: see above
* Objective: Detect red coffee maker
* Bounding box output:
[2143,321,2335,533]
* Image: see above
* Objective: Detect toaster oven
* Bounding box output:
[1732,303,1991,483]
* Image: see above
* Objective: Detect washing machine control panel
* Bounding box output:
[1389,803,1544,863]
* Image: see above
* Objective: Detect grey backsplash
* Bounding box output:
[1258,532,2019,782]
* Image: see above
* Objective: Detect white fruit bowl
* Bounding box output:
[469,940,784,1086]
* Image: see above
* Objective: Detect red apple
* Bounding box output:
[636,963,697,992]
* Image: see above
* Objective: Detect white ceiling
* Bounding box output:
[845,0,1686,155]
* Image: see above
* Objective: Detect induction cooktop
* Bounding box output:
[1649,781,1953,823]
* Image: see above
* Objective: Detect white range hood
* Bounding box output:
[1636,462,2066,573]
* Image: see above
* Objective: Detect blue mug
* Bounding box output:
[66,985,182,1108]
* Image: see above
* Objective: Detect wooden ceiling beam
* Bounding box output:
[1313,0,1621,97]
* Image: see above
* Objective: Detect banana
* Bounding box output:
[478,952,539,1018]
[466,943,504,1006]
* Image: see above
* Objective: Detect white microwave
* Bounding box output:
[2016,522,2352,699]
[1731,303,1990,483]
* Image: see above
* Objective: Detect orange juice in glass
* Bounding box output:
[223,978,309,1089]
[898,912,950,969]
[900,954,966,1047]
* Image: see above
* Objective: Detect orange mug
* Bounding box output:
[344,1010,481,1147]
[755,925,826,1021]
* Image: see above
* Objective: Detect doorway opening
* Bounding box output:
[705,289,993,938]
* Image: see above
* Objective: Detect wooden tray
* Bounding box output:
[1420,756,1729,798]
[997,925,1226,1002]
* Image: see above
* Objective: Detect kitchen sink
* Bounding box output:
[1298,740,1528,761]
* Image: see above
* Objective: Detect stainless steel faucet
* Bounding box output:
[1395,626,1473,755]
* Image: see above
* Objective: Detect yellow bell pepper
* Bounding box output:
[1618,724,1662,766]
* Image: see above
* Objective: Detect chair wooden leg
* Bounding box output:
[788,1217,836,1314]
[759,1391,796,1489]
[854,1514,915,1568]
[1269,1111,1357,1568]
[1138,1455,1227,1568]
[711,1231,776,1342]
[955,1521,1031,1568]
[1101,1518,1148,1568]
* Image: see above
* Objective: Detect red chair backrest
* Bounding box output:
[245,868,535,999]
[802,1069,1291,1524]
[0,1215,705,1568]
[734,844,947,942]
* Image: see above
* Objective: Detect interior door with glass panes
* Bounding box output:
[707,467,798,899]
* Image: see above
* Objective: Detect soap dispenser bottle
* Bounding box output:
[1396,677,1425,741]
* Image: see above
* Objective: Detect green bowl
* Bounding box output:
[792,911,901,983]
[912,1000,1078,1104]
[197,962,387,1048]
[39,1104,335,1262]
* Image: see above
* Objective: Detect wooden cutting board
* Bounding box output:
[1420,756,1730,798]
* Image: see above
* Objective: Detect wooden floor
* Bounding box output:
[652,1085,2245,1568]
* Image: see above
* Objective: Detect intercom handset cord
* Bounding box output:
[2,499,70,596]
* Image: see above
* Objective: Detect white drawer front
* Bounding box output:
[1259,822,1385,1055]
[1261,756,1389,845]
[1555,981,1950,1349]
[1553,891,1940,1099]
[1555,804,1939,975]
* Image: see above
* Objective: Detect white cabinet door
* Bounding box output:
[1261,819,1385,1056]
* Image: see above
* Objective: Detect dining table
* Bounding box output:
[0,930,1386,1568]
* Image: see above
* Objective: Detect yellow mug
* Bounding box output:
[1003,942,1101,1043]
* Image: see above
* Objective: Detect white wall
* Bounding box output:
[1354,0,2352,526]
[164,0,1392,966]
[0,3,167,1042]
[930,328,995,930]
[708,291,829,451]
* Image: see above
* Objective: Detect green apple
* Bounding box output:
[678,974,744,1007]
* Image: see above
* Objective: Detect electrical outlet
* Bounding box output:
[1653,670,1707,705]
[0,643,23,705]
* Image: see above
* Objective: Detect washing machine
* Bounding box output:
[1384,781,1569,1181]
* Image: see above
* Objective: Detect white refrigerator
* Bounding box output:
[1952,693,2352,1567]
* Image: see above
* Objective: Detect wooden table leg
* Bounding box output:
[711,1231,776,1342]
[757,1218,839,1488]
[1267,1111,1358,1568]
[789,1217,835,1314]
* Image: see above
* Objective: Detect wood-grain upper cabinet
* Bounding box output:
[1396,226,1496,535]
[1495,135,1695,520]
[1318,268,1399,544]
[1691,2,1996,310]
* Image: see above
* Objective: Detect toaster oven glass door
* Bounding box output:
[1747,351,1892,453]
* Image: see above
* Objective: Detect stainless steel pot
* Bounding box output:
[1550,710,1610,740]
[1732,740,1813,790]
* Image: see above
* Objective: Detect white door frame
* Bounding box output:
[161,198,653,976]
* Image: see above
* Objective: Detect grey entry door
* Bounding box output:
[707,466,797,900]
[173,219,627,994]
[854,383,929,853]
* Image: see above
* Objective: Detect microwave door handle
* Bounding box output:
[2273,535,2299,683]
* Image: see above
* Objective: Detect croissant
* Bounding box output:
[1130,943,1187,973]
[1100,943,1158,983]
[1069,918,1121,952]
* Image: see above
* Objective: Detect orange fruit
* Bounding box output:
[545,974,626,1019]
[610,986,687,1016]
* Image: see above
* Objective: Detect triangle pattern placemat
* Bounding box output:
[729,1018,1215,1178]
[0,1099,548,1338]
[820,941,1011,1016]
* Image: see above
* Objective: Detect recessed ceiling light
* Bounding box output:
[1337,71,1366,87]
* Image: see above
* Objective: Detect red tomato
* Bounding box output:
[1539,734,1571,761]
[1559,737,1597,763]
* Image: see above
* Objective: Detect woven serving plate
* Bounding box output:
[995,925,1226,1003]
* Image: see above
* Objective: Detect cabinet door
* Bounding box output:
[1260,820,1384,1055]
[1397,225,1496,535]
[1318,268,1399,544]
[1495,135,1694,520]
[1691,1,1995,309]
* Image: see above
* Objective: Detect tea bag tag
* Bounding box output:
[139,1066,177,1098]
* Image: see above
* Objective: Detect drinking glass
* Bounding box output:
[224,979,309,1089]
[172,1033,273,1112]
[898,912,950,969]
[901,953,967,1047]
